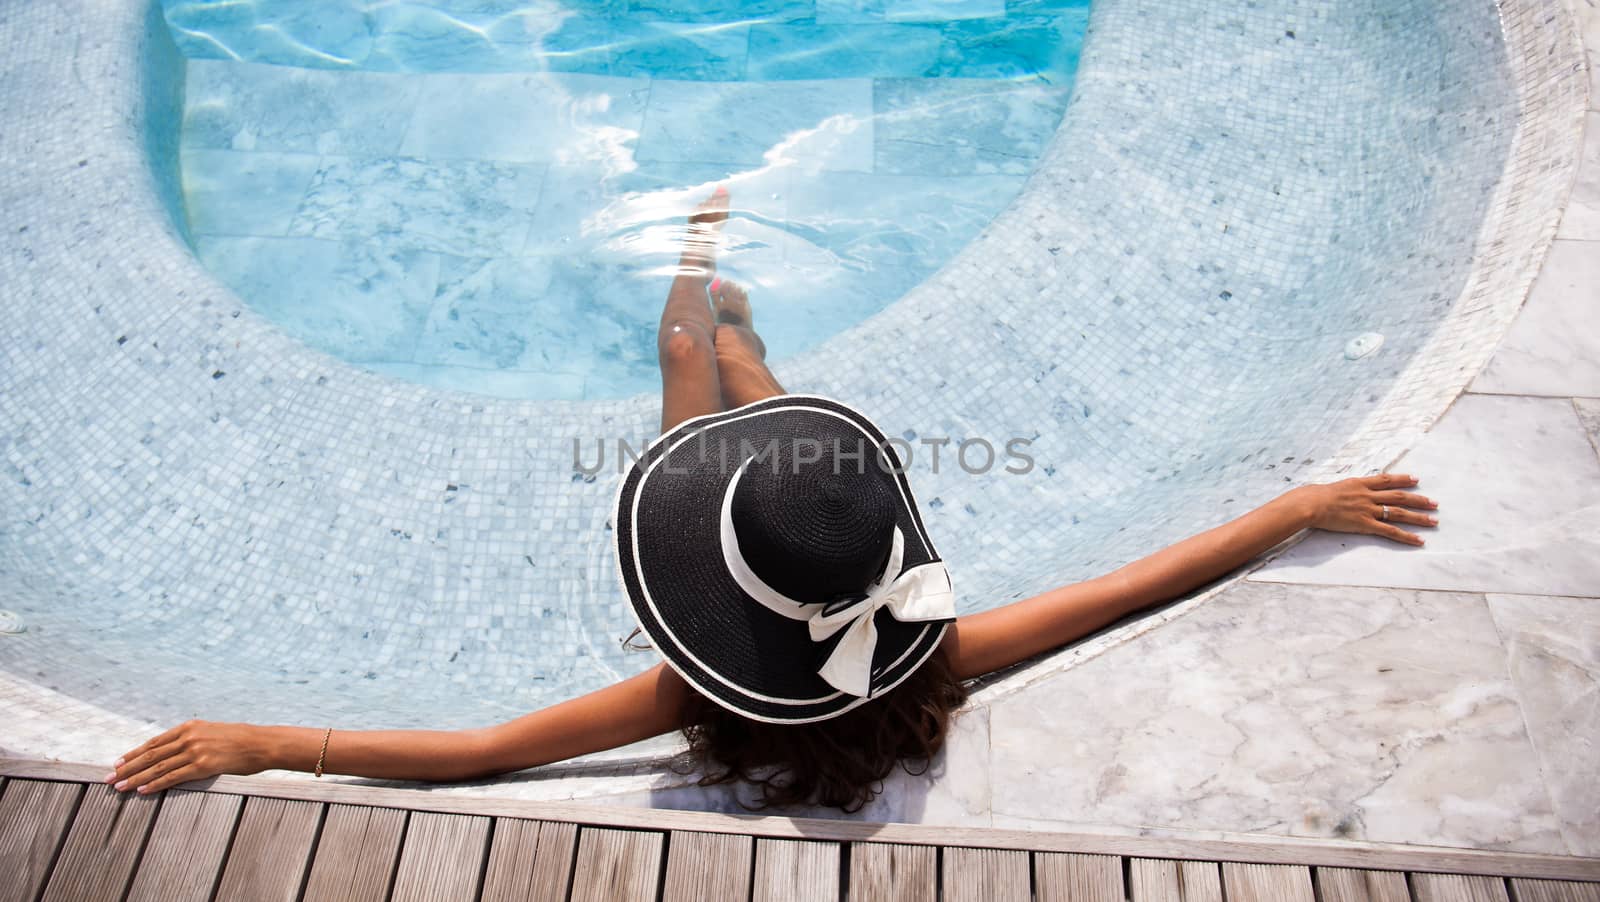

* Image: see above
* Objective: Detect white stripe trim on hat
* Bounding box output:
[618,397,944,720]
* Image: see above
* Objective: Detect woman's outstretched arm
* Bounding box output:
[105,662,690,795]
[940,473,1438,680]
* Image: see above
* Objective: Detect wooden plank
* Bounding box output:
[482,819,578,902]
[6,760,1600,884]
[41,784,161,902]
[1509,879,1600,902]
[1129,859,1223,902]
[753,837,840,902]
[389,810,491,902]
[570,827,664,902]
[301,803,406,902]
[1316,867,1412,902]
[1036,851,1123,901]
[663,830,753,902]
[1411,873,1511,902]
[0,778,83,902]
[849,843,936,902]
[1222,862,1316,902]
[944,847,1029,902]
[213,796,323,901]
[124,789,243,902]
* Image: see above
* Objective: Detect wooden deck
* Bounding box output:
[3,759,1597,902]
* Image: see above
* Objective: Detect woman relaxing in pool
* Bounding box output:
[105,188,1439,811]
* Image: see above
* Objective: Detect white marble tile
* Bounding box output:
[288,156,546,258]
[884,0,1006,21]
[182,61,422,156]
[181,150,320,237]
[1254,394,1600,597]
[1486,593,1600,855]
[591,703,992,825]
[636,79,875,172]
[193,235,442,363]
[989,582,1565,852]
[1556,113,1600,239]
[815,0,891,22]
[399,72,651,164]
[1575,398,1600,461]
[1472,239,1600,396]
[413,255,565,370]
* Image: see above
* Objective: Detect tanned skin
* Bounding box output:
[105,189,1438,795]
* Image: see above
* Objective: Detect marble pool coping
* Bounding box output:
[0,0,1590,849]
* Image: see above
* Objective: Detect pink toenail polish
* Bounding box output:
[709,277,722,293]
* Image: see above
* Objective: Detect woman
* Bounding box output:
[104,188,1438,810]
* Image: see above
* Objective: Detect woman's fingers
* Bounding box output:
[115,747,187,793]
[137,762,209,795]
[1374,489,1436,509]
[1381,505,1437,528]
[110,740,185,790]
[1369,518,1420,546]
[1361,473,1419,490]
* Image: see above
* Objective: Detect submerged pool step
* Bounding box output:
[160,0,1088,82]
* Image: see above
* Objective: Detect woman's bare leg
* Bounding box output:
[658,188,729,433]
[711,279,786,408]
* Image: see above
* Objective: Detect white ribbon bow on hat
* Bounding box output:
[806,529,954,697]
[720,459,956,699]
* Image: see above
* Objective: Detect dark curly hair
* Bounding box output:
[671,649,970,812]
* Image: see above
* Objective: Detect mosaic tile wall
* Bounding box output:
[0,0,1583,763]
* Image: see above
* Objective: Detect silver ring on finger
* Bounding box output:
[1380,504,1389,521]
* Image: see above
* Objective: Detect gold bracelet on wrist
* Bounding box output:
[314,727,331,778]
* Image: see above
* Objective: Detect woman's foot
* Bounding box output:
[680,186,729,277]
[712,277,752,328]
[712,279,765,359]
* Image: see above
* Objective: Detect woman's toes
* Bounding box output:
[689,185,730,228]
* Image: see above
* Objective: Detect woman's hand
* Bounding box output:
[1291,473,1438,546]
[104,720,270,794]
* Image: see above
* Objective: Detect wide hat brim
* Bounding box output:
[613,394,950,724]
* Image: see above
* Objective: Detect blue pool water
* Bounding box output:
[169,1,1089,399]
[2,0,1543,744]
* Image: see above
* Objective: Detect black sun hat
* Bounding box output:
[612,394,956,724]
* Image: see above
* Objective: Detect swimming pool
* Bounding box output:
[170,1,1088,399]
[0,0,1582,777]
